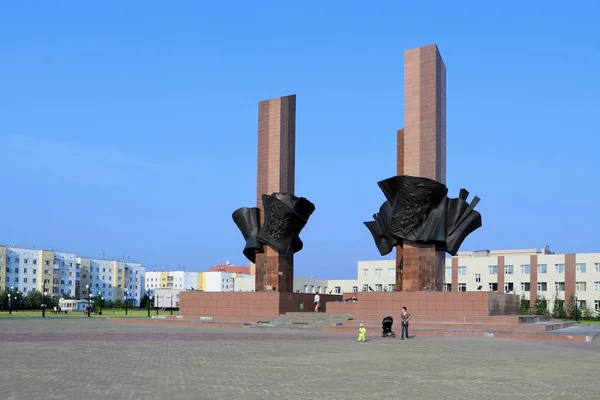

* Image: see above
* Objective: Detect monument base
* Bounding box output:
[327,291,519,316]
[179,291,343,319]
[401,242,445,291]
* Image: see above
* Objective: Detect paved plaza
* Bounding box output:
[0,319,599,400]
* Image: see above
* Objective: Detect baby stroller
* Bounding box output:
[381,316,395,337]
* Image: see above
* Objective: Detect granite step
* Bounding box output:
[339,321,576,332]
[323,323,600,342]
[331,314,553,325]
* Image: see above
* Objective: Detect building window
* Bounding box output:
[595,300,600,310]
[576,282,586,292]
[504,265,514,275]
[595,263,600,273]
[362,284,369,292]
[24,268,28,273]
[15,258,19,263]
[488,265,498,275]
[458,283,467,292]
[520,264,530,274]
[352,286,358,293]
[334,287,341,294]
[44,260,50,266]
[24,259,28,264]
[555,264,565,274]
[538,264,547,274]
[375,284,383,292]
[23,278,28,283]
[504,283,514,292]
[388,268,395,277]
[458,266,467,276]
[555,282,565,292]
[475,273,481,283]
[578,300,587,309]
[375,269,382,277]
[521,282,530,292]
[576,263,587,273]
[33,259,37,265]
[388,284,396,292]
[445,267,452,276]
[537,282,547,292]
[443,283,451,292]
[363,269,368,277]
[488,283,498,292]
[595,282,600,292]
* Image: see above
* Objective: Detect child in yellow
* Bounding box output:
[357,323,366,342]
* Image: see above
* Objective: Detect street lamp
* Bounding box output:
[88,293,93,317]
[156,294,159,315]
[85,284,90,316]
[170,293,174,316]
[124,290,128,315]
[7,293,11,315]
[100,296,104,314]
[147,294,153,318]
[14,293,18,312]
[41,303,47,318]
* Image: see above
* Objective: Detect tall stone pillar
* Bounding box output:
[399,44,447,291]
[254,94,296,292]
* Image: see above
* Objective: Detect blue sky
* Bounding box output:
[1,1,599,278]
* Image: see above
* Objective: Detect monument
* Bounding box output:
[364,44,482,292]
[232,94,315,292]
[179,95,339,319]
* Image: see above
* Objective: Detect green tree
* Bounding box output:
[582,306,594,320]
[25,289,43,309]
[519,297,531,315]
[0,291,8,309]
[565,293,581,320]
[551,291,566,319]
[139,294,149,309]
[534,295,549,316]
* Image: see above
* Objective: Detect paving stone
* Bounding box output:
[0,319,599,399]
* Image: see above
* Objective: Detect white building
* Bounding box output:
[4,247,41,295]
[145,271,200,292]
[232,274,255,292]
[88,259,116,302]
[55,251,77,297]
[203,271,234,292]
[152,288,181,309]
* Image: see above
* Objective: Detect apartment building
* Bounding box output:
[145,270,236,294]
[1,245,146,306]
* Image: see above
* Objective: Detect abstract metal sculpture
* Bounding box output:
[364,175,482,256]
[233,193,315,263]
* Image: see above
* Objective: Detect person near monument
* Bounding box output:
[357,323,367,342]
[400,307,411,340]
[314,293,321,312]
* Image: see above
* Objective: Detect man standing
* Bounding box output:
[314,293,320,312]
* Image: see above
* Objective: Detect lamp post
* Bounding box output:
[156,294,159,315]
[7,293,11,315]
[147,294,153,317]
[42,303,46,318]
[97,292,103,315]
[14,294,18,312]
[576,296,579,322]
[85,285,91,317]
[170,294,174,316]
[124,290,128,315]
[88,293,93,317]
